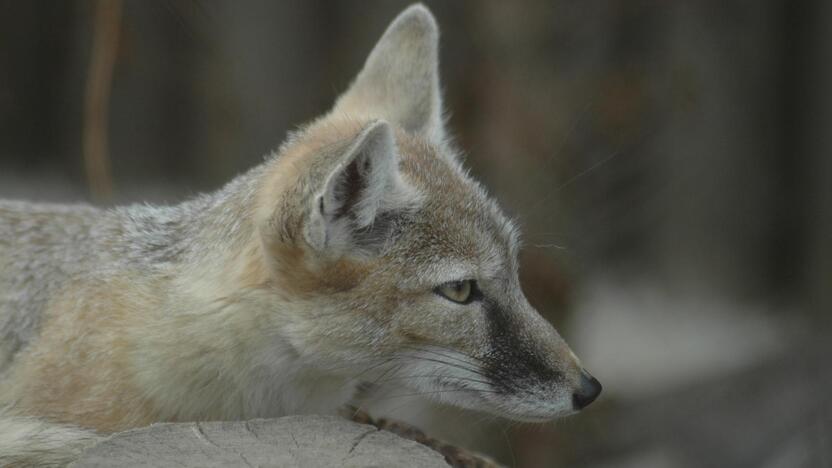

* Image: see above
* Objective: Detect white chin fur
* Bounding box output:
[382,348,575,423]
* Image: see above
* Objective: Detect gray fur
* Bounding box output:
[0,412,101,467]
[0,4,595,465]
[0,169,265,376]
[332,4,445,143]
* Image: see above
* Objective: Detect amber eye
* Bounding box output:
[435,280,477,304]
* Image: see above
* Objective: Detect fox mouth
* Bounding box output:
[462,369,602,421]
[377,345,587,422]
[423,376,579,422]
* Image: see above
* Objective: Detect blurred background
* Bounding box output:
[1,1,830,467]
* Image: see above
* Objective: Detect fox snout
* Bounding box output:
[469,296,602,419]
[573,368,602,410]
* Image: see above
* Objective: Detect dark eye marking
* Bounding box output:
[483,298,563,393]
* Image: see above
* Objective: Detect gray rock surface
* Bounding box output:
[71,415,449,468]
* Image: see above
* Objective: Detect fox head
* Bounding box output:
[246,4,601,421]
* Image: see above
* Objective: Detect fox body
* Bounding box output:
[0,4,600,465]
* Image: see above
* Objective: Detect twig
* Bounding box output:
[83,0,122,201]
[348,407,505,468]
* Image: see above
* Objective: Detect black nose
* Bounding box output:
[572,369,602,410]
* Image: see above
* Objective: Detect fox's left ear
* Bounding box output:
[331,4,445,144]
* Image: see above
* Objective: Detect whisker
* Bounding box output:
[525,148,622,217]
[371,388,502,402]
[397,353,492,381]
[531,243,567,250]
[540,99,595,167]
[399,345,519,386]
[373,374,494,388]
[402,350,511,385]
[555,149,622,192]
[367,360,406,388]
[321,355,390,378]
[400,344,492,370]
[502,423,518,468]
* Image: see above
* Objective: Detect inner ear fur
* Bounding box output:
[331,4,446,144]
[260,119,420,259]
[305,120,396,251]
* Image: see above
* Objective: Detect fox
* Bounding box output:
[0,4,601,466]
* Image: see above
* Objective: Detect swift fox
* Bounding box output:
[0,4,600,465]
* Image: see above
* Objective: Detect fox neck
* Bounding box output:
[122,164,357,422]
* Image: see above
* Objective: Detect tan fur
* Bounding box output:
[0,5,599,464]
[5,276,160,432]
[255,119,368,240]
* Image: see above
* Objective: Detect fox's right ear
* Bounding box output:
[256,120,416,257]
[261,120,419,258]
[302,120,412,254]
[331,4,445,144]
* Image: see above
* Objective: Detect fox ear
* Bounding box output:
[304,120,414,254]
[331,4,445,144]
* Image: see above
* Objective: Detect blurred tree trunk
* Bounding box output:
[804,1,832,322]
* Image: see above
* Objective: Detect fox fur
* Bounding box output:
[0,4,599,466]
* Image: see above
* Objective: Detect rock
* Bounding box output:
[71,415,449,468]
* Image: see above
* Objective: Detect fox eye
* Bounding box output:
[435,280,478,304]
